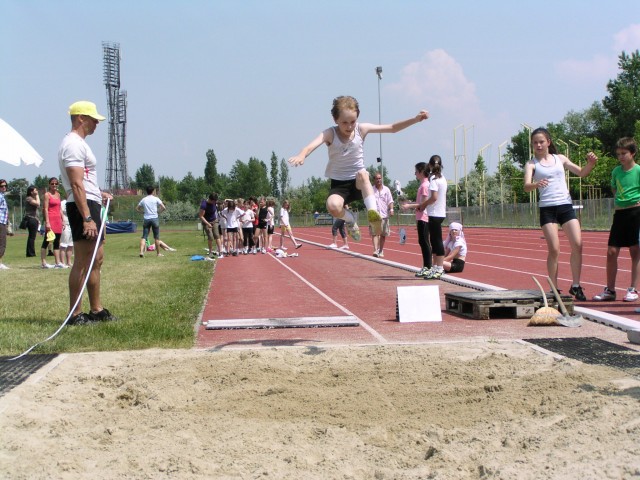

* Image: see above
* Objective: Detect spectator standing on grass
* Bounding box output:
[24,185,40,258]
[199,193,222,257]
[59,199,74,267]
[0,179,13,270]
[443,222,467,273]
[425,155,448,278]
[288,95,429,241]
[136,186,167,258]
[401,162,433,278]
[370,173,394,258]
[593,137,640,303]
[279,199,302,250]
[41,177,64,269]
[523,127,597,301]
[58,101,115,325]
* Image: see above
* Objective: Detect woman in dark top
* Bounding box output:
[24,185,40,257]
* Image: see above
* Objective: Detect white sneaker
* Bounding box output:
[624,288,639,302]
[0,263,9,270]
[373,250,379,257]
[42,263,54,269]
[378,251,384,258]
[339,245,349,250]
[54,263,67,269]
[329,243,338,248]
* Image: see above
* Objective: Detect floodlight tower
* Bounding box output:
[103,41,129,191]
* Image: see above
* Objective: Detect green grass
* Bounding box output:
[0,228,214,356]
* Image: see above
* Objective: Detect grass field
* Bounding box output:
[0,229,213,356]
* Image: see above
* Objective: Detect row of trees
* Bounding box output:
[4,51,639,218]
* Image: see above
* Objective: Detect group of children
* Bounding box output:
[288,95,638,303]
[200,196,302,258]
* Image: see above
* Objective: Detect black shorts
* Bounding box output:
[330,179,363,205]
[449,258,465,273]
[539,203,577,227]
[67,200,104,242]
[267,225,275,235]
[608,206,640,248]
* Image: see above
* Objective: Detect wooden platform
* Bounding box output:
[445,290,574,320]
[204,316,359,330]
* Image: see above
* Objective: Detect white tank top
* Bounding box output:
[532,155,572,207]
[325,125,365,181]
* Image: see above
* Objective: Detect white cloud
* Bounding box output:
[387,49,481,117]
[613,23,640,52]
[555,23,640,84]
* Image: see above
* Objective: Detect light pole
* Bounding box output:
[479,143,491,208]
[463,124,475,207]
[453,124,464,208]
[375,66,383,182]
[498,140,508,217]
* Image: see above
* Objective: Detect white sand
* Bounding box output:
[1,342,639,479]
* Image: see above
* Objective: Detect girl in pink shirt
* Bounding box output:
[401,162,432,277]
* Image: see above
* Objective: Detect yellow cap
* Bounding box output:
[46,230,56,242]
[68,101,106,121]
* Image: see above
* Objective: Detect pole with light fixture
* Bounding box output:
[375,66,383,183]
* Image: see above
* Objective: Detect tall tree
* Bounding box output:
[134,164,156,191]
[600,50,640,152]
[158,176,178,203]
[269,151,280,199]
[204,149,218,186]
[227,157,270,199]
[279,158,290,198]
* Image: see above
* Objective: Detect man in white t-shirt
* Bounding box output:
[136,186,167,257]
[370,173,394,258]
[58,101,115,325]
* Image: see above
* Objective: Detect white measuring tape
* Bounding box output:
[9,198,111,361]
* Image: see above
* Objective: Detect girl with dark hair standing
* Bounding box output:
[523,127,597,300]
[401,162,432,277]
[24,185,40,257]
[424,155,448,279]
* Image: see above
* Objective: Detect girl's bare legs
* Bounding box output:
[561,219,583,285]
[541,223,561,288]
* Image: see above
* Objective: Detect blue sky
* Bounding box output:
[2,0,639,191]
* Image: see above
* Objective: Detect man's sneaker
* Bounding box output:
[346,222,361,241]
[624,288,639,302]
[68,312,95,326]
[415,267,431,278]
[568,285,586,301]
[592,287,616,301]
[89,308,118,322]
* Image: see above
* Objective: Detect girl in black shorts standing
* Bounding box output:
[523,127,597,300]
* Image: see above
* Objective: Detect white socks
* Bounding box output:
[363,195,376,211]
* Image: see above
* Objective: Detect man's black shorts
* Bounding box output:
[67,200,104,242]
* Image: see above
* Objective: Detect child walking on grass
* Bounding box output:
[289,95,429,241]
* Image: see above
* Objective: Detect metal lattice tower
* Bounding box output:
[102,42,129,191]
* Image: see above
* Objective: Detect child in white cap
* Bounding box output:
[443,222,467,273]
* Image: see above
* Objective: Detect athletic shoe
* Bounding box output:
[624,288,639,302]
[592,287,616,301]
[339,245,349,250]
[373,250,379,258]
[0,263,9,270]
[218,253,224,258]
[329,243,338,248]
[368,209,382,235]
[568,285,586,301]
[426,268,443,280]
[415,267,431,278]
[67,312,95,326]
[251,248,257,254]
[346,222,361,241]
[281,247,288,251]
[41,263,54,269]
[54,263,67,269]
[295,243,302,249]
[377,251,384,258]
[139,254,144,258]
[89,308,118,322]
[261,248,266,254]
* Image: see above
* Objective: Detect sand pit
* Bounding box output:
[1,341,639,479]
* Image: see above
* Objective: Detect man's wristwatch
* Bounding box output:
[84,216,93,223]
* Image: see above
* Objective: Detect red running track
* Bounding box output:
[196,226,639,351]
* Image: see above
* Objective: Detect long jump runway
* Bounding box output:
[196,226,639,351]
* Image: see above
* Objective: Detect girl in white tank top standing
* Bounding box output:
[523,127,598,301]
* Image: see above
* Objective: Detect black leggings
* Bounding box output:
[242,227,254,248]
[417,220,432,268]
[428,216,445,256]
